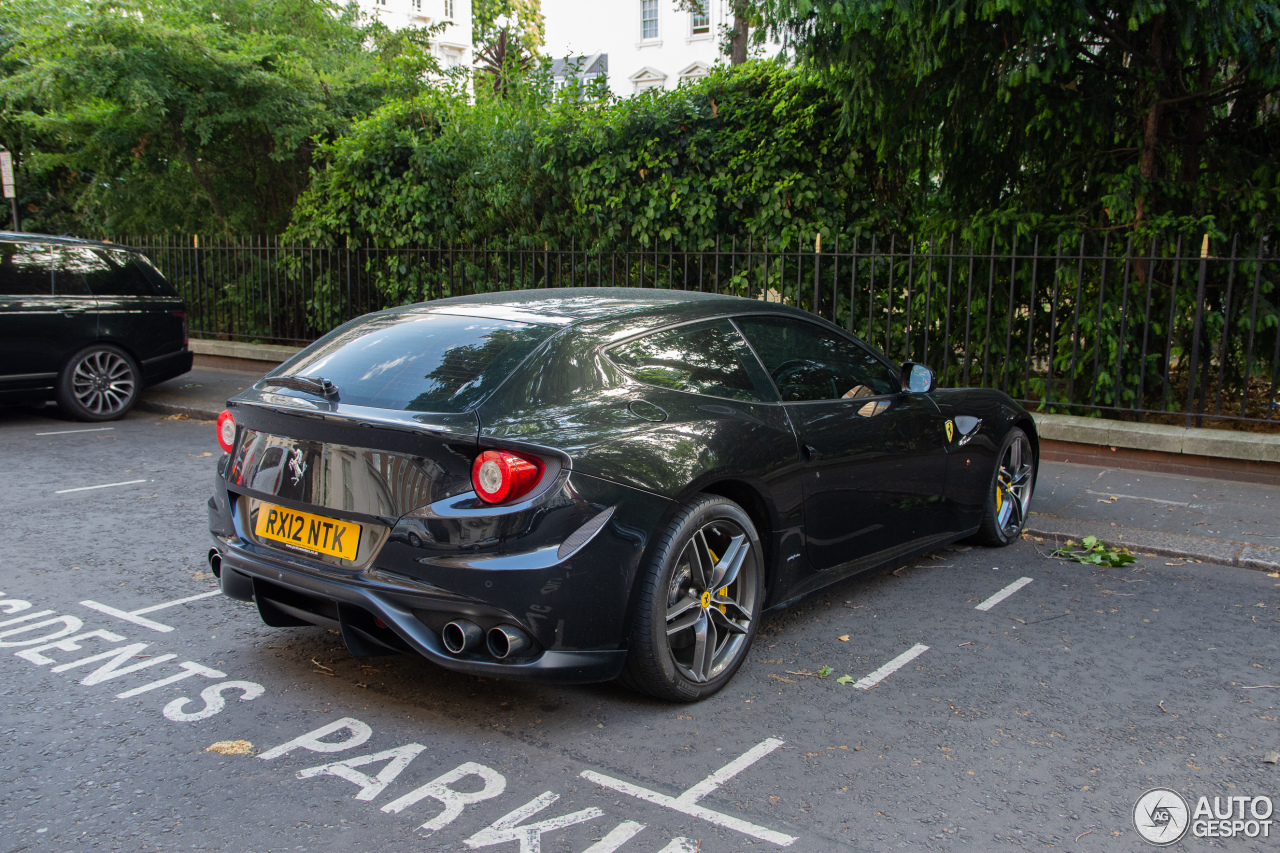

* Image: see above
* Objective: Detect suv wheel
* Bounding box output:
[56,344,140,422]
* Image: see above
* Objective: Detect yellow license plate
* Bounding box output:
[254,503,361,560]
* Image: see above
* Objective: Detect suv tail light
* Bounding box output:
[216,410,236,453]
[471,449,544,504]
[172,311,188,347]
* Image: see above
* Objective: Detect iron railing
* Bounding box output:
[116,234,1280,429]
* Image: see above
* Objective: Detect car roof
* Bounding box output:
[395,287,824,334]
[0,231,136,252]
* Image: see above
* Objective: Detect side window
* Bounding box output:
[609,319,773,402]
[0,241,55,296]
[68,247,157,296]
[735,316,900,402]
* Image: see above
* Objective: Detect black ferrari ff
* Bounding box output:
[208,289,1037,701]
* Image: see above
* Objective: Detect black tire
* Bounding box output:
[972,426,1036,546]
[618,495,764,702]
[55,344,141,422]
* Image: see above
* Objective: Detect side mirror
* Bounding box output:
[902,362,936,394]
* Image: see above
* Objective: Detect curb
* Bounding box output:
[136,397,223,421]
[1026,514,1280,573]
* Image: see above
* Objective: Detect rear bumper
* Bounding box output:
[142,348,193,386]
[207,460,670,684]
[214,544,628,683]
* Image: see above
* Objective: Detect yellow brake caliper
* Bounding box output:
[706,548,728,613]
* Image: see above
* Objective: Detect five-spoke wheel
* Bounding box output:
[974,426,1036,545]
[620,495,762,701]
[56,344,140,422]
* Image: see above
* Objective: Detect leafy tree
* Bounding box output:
[286,62,900,250]
[474,0,544,56]
[680,0,763,64]
[761,0,1280,237]
[0,0,441,235]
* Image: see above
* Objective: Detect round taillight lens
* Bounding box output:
[216,410,236,453]
[471,449,544,504]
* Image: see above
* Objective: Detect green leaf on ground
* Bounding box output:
[816,665,833,678]
[1051,537,1136,567]
[836,675,855,685]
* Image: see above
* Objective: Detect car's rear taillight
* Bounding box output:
[216,410,236,453]
[471,449,544,504]
[172,311,188,347]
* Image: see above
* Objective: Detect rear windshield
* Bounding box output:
[274,310,557,413]
[64,246,178,297]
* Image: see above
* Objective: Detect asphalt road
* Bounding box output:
[2,406,1278,852]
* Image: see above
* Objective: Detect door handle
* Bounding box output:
[56,307,86,315]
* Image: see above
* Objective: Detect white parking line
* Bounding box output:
[36,427,115,436]
[853,643,930,690]
[55,479,148,494]
[581,738,797,846]
[80,590,221,633]
[975,577,1034,611]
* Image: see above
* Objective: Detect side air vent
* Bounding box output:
[557,506,616,560]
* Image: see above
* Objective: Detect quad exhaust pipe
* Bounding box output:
[441,620,484,655]
[441,620,532,660]
[486,625,531,660]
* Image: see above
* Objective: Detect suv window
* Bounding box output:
[735,315,900,402]
[609,319,773,402]
[67,246,170,297]
[0,241,55,296]
[276,310,558,413]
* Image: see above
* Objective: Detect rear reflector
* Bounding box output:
[216,410,236,453]
[471,449,543,504]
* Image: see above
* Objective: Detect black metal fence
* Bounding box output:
[117,234,1280,429]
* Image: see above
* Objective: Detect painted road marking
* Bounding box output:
[854,643,930,690]
[1084,489,1194,507]
[36,427,115,436]
[582,821,645,852]
[581,737,798,847]
[975,577,1034,611]
[80,590,221,633]
[55,479,148,494]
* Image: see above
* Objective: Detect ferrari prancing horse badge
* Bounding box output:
[945,420,955,442]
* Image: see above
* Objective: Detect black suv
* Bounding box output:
[0,232,192,421]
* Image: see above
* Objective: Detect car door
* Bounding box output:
[735,315,951,583]
[75,245,183,364]
[0,241,98,396]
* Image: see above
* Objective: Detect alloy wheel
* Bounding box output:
[995,433,1035,536]
[664,519,757,683]
[71,350,136,417]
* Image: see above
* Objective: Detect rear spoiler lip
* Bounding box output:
[228,396,482,443]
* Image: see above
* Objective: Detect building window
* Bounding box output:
[444,0,454,17]
[631,66,667,93]
[691,8,710,34]
[679,62,709,83]
[412,0,421,10]
[641,0,658,40]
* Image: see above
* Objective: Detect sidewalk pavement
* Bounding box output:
[141,366,1280,572]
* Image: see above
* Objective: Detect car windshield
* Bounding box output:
[273,310,558,413]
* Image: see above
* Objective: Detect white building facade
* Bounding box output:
[357,0,474,72]
[543,0,745,98]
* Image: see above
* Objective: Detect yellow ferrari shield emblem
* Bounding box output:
[945,420,955,442]
[700,590,712,609]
